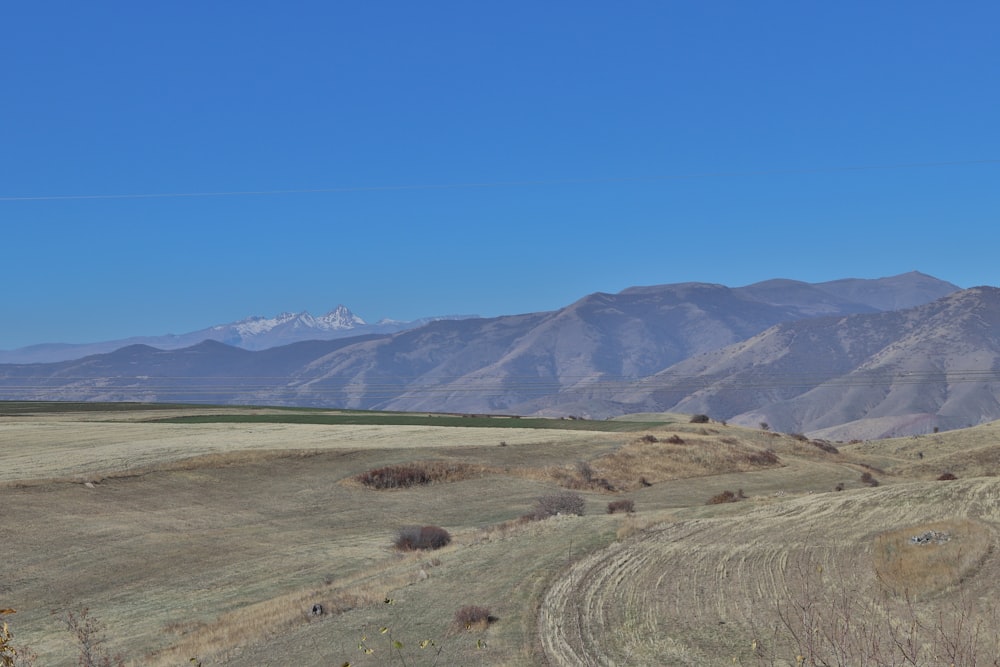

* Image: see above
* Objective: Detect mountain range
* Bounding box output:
[5,271,999,439]
[0,306,476,363]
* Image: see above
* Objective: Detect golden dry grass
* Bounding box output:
[873,518,994,598]
[145,550,438,666]
[539,479,1000,666]
[588,431,784,490]
[7,405,996,666]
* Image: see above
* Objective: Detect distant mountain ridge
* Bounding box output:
[0,306,477,363]
[624,285,1000,440]
[6,271,997,440]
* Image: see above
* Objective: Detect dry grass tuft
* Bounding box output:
[145,554,436,666]
[452,605,493,632]
[706,489,746,505]
[587,434,781,490]
[544,463,616,492]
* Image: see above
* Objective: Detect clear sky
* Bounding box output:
[2,2,998,350]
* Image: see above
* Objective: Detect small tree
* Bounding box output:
[62,609,124,667]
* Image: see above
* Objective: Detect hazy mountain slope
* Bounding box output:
[298,284,814,415]
[631,287,1000,439]
[0,307,474,363]
[0,284,810,412]
[733,279,881,317]
[0,336,384,404]
[274,313,550,410]
[435,284,808,416]
[814,270,960,311]
[0,273,980,437]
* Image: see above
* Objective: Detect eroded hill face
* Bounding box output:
[633,287,1000,439]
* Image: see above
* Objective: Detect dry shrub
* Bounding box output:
[61,609,125,667]
[706,489,746,505]
[664,434,685,444]
[477,514,539,541]
[606,499,635,514]
[394,525,452,551]
[547,464,616,492]
[861,471,880,487]
[749,552,1000,666]
[789,432,809,442]
[743,449,780,466]
[811,439,840,454]
[638,434,658,443]
[532,491,585,519]
[453,605,493,632]
[689,414,710,423]
[0,610,35,667]
[354,461,487,489]
[938,472,958,480]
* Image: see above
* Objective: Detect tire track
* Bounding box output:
[540,480,1000,666]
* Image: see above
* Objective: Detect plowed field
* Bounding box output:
[540,479,1000,666]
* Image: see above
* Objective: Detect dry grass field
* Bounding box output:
[2,403,999,666]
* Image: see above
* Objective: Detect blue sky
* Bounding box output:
[2,2,998,349]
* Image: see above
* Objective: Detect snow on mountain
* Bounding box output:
[222,306,367,338]
[0,305,419,362]
[316,305,367,329]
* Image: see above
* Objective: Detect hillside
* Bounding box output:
[632,286,1000,439]
[4,403,1000,665]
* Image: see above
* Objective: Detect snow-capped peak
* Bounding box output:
[220,306,365,337]
[316,305,367,329]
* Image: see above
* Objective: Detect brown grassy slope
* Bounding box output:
[0,408,638,666]
[843,418,1000,478]
[0,415,624,484]
[0,407,897,666]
